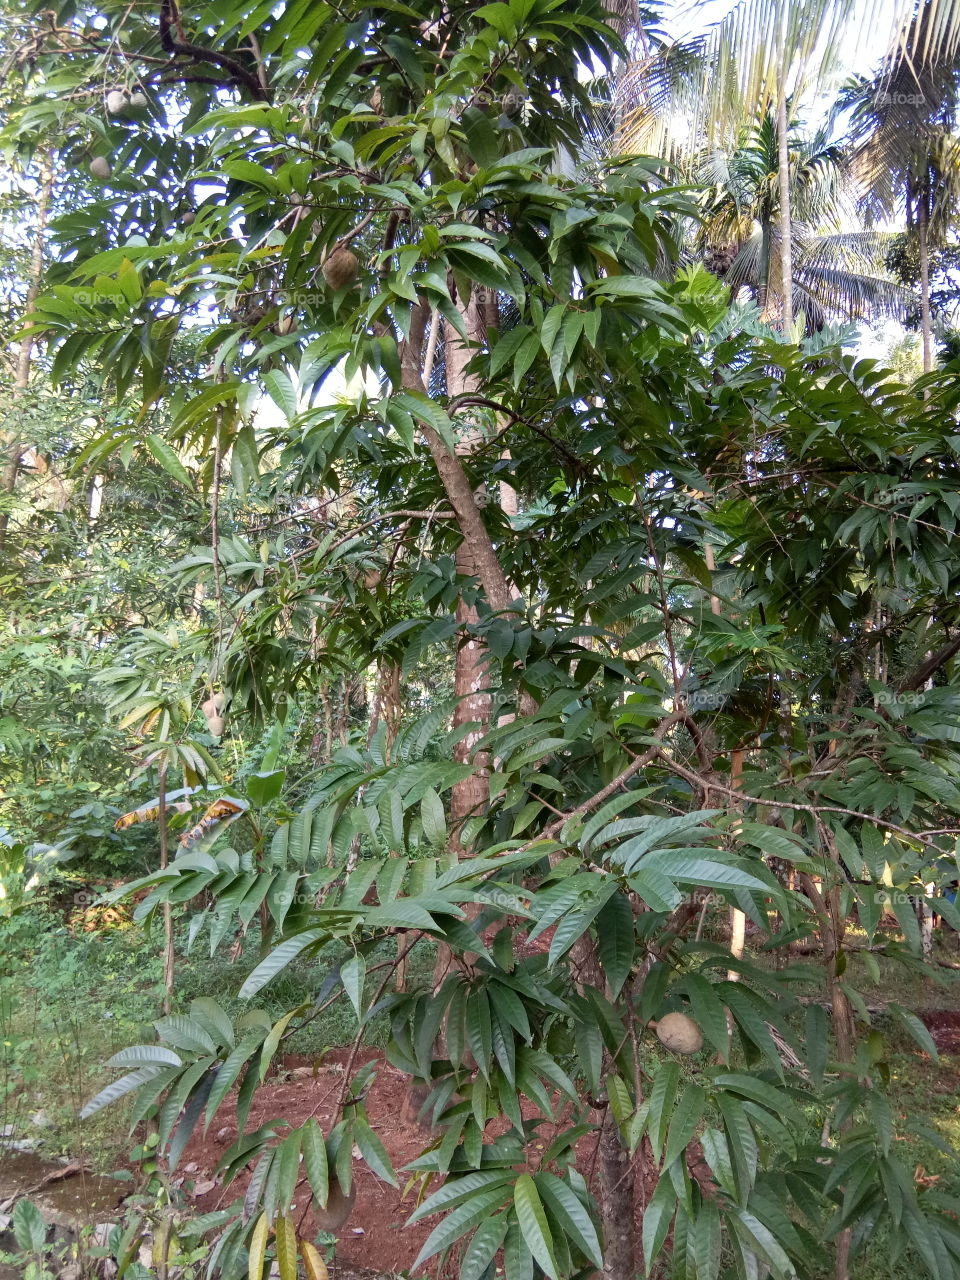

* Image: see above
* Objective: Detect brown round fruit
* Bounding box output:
[105,89,127,114]
[655,1011,703,1055]
[181,210,195,226]
[129,92,148,109]
[89,156,112,179]
[321,247,359,291]
[313,1178,356,1231]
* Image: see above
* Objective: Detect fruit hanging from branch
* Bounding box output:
[201,691,226,738]
[654,1011,704,1054]
[321,247,359,291]
[89,156,111,179]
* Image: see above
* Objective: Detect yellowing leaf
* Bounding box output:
[275,1215,298,1280]
[301,1239,329,1280]
[247,1212,268,1280]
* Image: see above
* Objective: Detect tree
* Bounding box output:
[694,110,908,326]
[842,1,960,370]
[11,2,960,1279]
[618,0,960,335]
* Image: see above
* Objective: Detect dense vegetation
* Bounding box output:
[3,0,960,1278]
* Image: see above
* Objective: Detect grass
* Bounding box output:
[0,886,437,1171]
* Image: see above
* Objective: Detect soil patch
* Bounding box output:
[0,1152,125,1227]
[180,1048,710,1276]
[921,1009,960,1056]
[183,1048,441,1273]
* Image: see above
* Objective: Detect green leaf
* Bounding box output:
[341,953,366,1022]
[190,997,235,1048]
[421,788,446,844]
[647,1060,680,1162]
[12,1199,47,1253]
[263,369,298,421]
[239,928,328,999]
[260,1006,305,1081]
[693,1199,722,1280]
[154,1014,217,1055]
[888,1003,939,1061]
[596,891,634,997]
[408,1170,514,1225]
[641,1174,676,1271]
[535,1172,603,1269]
[275,1130,303,1218]
[700,1127,736,1196]
[106,1045,183,1069]
[461,1214,510,1280]
[145,434,192,488]
[682,974,729,1059]
[302,1118,329,1207]
[663,1084,706,1169]
[80,1065,166,1118]
[411,1185,513,1270]
[205,1031,266,1131]
[514,1173,559,1279]
[729,1207,796,1279]
[354,1118,398,1186]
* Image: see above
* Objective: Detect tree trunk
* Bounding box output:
[757,217,773,321]
[158,763,175,1016]
[0,156,54,555]
[442,290,495,850]
[918,199,933,373]
[776,84,793,334]
[574,935,636,1280]
[400,300,516,616]
[598,1118,634,1280]
[727,749,746,979]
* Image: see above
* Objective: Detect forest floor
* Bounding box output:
[2,891,960,1276]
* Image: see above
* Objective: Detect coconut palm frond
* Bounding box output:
[796,230,900,273]
[889,0,960,73]
[794,263,916,321]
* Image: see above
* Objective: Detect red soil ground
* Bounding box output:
[174,1010,960,1277]
[179,1044,715,1278]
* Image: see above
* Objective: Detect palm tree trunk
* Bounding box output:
[918,198,933,372]
[776,86,794,333]
[0,156,54,555]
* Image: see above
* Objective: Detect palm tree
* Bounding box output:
[694,111,910,327]
[618,0,960,334]
[842,5,960,369]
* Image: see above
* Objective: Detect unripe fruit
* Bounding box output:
[322,247,359,290]
[89,156,111,179]
[655,1011,703,1054]
[501,88,525,115]
[201,692,226,721]
[313,1177,356,1231]
[206,714,225,738]
[105,89,127,114]
[129,92,148,109]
